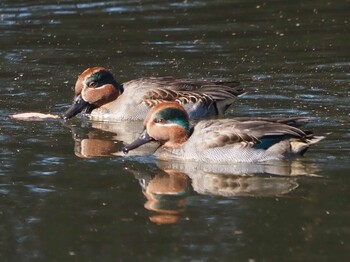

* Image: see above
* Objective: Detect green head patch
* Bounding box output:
[154,107,190,132]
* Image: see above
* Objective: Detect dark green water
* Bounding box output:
[1,0,349,261]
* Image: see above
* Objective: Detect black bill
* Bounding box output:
[61,95,89,120]
[123,129,154,154]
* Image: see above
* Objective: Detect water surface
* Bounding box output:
[1,0,350,261]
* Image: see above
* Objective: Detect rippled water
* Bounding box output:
[1,0,350,261]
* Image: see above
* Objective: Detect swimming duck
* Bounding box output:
[62,67,244,121]
[123,102,325,163]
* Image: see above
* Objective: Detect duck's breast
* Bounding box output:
[90,82,151,121]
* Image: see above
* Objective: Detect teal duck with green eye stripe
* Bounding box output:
[123,102,325,163]
[62,67,244,121]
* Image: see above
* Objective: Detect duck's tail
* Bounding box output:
[266,133,325,157]
[290,135,325,156]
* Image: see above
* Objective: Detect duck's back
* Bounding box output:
[155,118,323,163]
[91,77,243,121]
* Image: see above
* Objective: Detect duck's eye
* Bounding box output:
[88,81,97,87]
[154,118,165,124]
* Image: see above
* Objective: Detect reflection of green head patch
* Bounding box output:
[155,108,190,132]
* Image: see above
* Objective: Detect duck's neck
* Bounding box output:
[162,133,189,149]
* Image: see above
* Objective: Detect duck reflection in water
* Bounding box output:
[64,120,159,158]
[127,159,323,224]
[133,168,191,225]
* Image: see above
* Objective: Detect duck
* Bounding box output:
[61,67,245,121]
[122,102,325,163]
